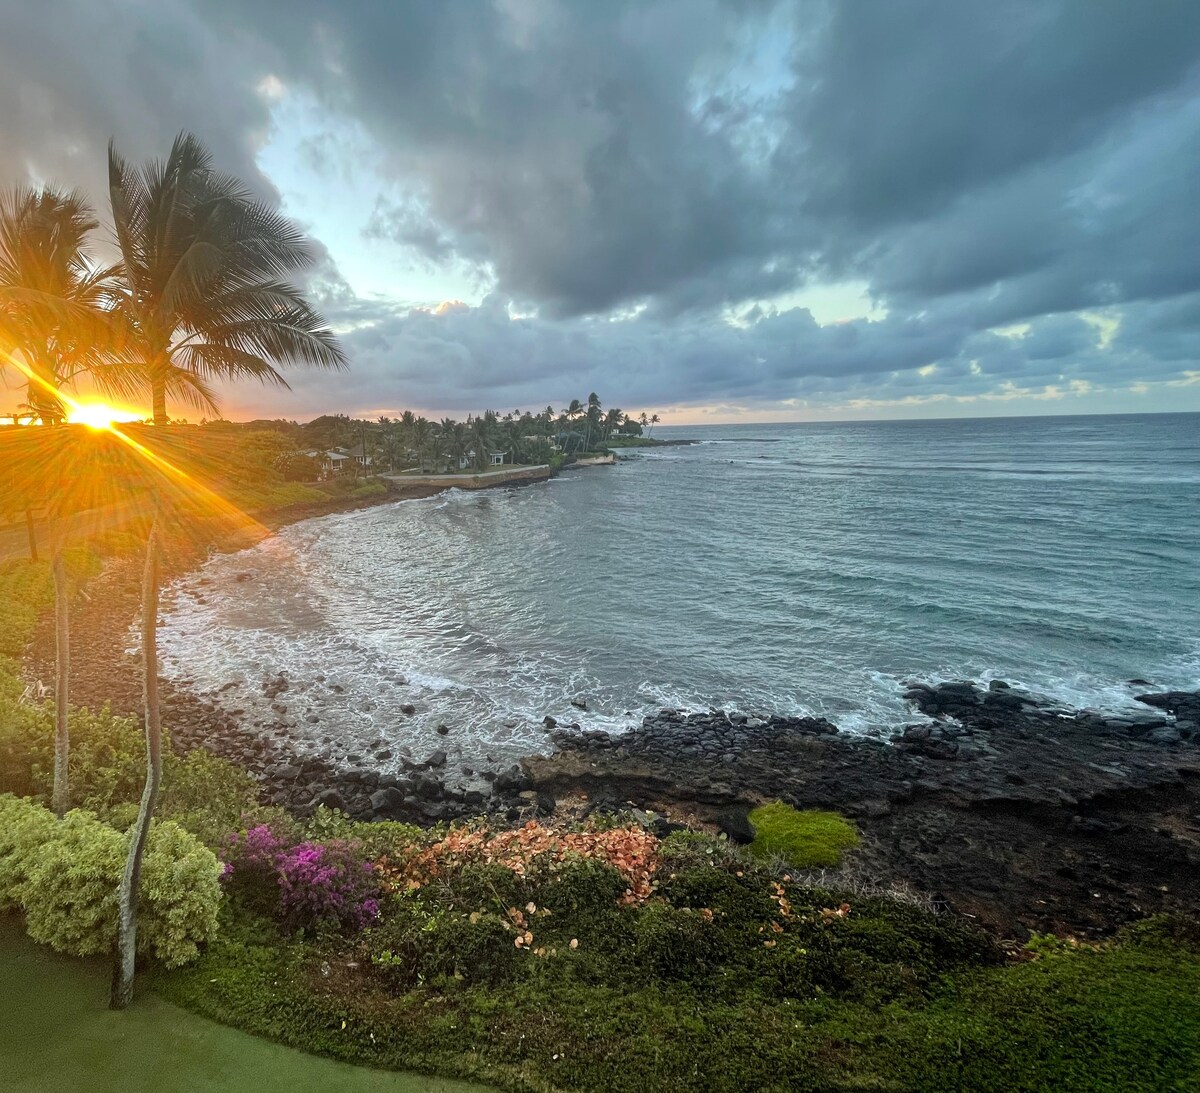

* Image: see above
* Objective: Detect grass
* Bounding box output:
[747,802,861,868]
[155,908,1200,1093]
[0,917,491,1093]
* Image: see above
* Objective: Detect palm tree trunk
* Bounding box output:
[151,381,168,427]
[111,519,162,1009]
[51,548,70,817]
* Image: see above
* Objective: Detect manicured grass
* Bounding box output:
[0,918,491,1093]
[747,802,861,868]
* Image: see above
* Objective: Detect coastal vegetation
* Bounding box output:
[1,547,1199,1089]
[746,802,861,869]
[3,130,1198,1092]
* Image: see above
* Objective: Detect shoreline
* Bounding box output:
[25,485,1200,941]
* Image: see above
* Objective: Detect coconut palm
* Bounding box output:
[0,185,131,819]
[108,132,346,425]
[411,417,432,471]
[0,185,125,422]
[470,413,494,470]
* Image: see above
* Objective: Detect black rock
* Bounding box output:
[370,787,407,815]
[413,772,444,800]
[400,703,417,716]
[543,715,558,729]
[436,723,451,736]
[494,764,531,794]
[308,788,347,812]
[426,749,447,768]
[715,806,755,844]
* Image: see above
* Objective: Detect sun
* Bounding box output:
[67,402,141,430]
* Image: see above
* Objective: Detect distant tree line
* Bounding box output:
[217,394,664,478]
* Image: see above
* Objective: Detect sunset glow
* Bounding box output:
[66,402,142,429]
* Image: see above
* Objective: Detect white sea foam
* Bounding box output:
[157,415,1200,770]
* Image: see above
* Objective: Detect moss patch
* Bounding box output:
[747,802,860,868]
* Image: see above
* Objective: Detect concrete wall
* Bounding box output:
[382,464,551,490]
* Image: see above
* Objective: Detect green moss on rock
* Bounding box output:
[747,802,860,868]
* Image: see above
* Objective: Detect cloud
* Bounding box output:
[2,0,1199,419]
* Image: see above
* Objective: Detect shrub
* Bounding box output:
[394,819,661,906]
[747,803,860,868]
[0,794,57,908]
[223,824,381,933]
[633,901,733,982]
[18,806,222,967]
[276,840,380,932]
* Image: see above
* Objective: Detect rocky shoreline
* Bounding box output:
[26,498,1200,941]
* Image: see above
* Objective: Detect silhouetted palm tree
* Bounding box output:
[108,132,345,425]
[0,185,124,422]
[0,185,130,819]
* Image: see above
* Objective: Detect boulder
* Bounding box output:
[308,788,347,812]
[715,806,755,844]
[370,787,407,815]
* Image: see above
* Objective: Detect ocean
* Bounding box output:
[158,412,1200,772]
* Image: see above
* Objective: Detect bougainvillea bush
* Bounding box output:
[223,822,381,932]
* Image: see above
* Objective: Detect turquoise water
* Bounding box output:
[0,922,490,1092]
[160,413,1200,773]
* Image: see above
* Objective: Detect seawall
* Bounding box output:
[382,464,552,490]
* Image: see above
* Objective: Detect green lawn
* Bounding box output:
[0,920,493,1093]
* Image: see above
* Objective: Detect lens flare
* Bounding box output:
[66,402,141,430]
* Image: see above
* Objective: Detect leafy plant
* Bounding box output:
[10,799,222,967]
[747,802,860,868]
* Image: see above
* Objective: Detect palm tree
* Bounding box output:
[470,413,493,470]
[0,185,129,819]
[602,407,623,442]
[108,132,346,425]
[649,413,661,437]
[0,185,124,422]
[584,392,602,452]
[411,417,431,471]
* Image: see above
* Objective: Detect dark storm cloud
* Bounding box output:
[2,0,1199,414]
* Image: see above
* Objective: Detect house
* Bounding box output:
[305,449,348,477]
[458,449,510,469]
[339,442,372,468]
[307,446,370,478]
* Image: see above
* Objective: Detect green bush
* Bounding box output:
[633,902,734,982]
[366,898,521,989]
[747,802,860,868]
[0,793,57,908]
[15,801,223,967]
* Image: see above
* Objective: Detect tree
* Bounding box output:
[0,186,129,818]
[470,413,494,470]
[0,185,125,423]
[583,392,602,451]
[649,413,660,437]
[108,132,346,425]
[411,417,431,471]
[111,518,161,1008]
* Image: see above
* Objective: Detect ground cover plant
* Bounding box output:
[747,801,861,868]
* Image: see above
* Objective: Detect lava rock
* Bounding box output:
[715,806,755,844]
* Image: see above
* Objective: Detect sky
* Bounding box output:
[2,0,1199,424]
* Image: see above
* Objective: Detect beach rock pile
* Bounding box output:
[525,681,1200,938]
